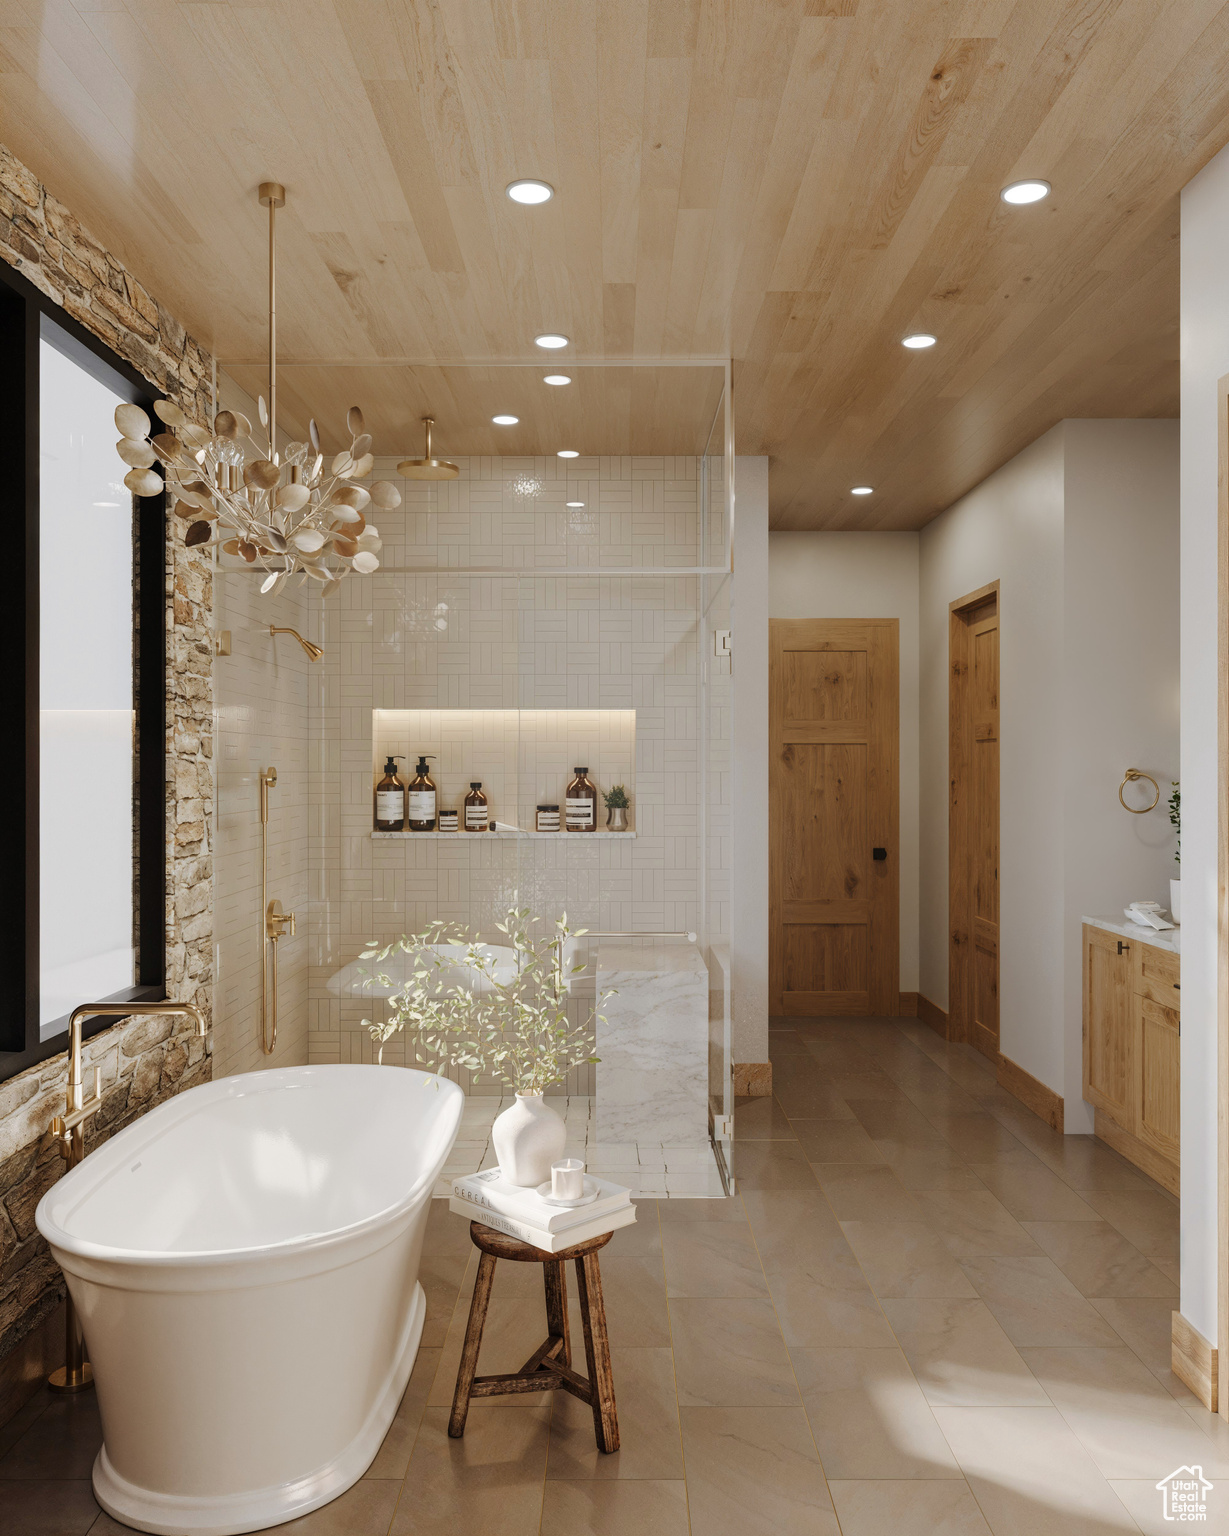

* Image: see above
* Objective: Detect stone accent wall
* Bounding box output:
[0,142,215,1364]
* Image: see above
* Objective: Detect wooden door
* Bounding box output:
[769,619,899,1016]
[1082,924,1135,1128]
[950,586,1000,1058]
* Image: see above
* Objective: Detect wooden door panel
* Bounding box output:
[1137,996,1179,1160]
[783,925,868,994]
[950,593,999,1058]
[781,649,867,722]
[778,743,867,903]
[770,619,899,1018]
[1082,926,1135,1127]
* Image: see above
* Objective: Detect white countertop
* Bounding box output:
[1083,914,1180,955]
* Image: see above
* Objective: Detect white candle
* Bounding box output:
[551,1158,585,1200]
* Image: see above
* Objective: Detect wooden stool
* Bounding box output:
[449,1221,619,1453]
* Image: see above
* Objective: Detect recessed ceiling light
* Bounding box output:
[902,333,936,349]
[535,333,570,349]
[566,500,585,508]
[851,486,873,496]
[543,374,572,386]
[1001,179,1050,205]
[492,414,519,426]
[557,449,579,458]
[506,179,554,205]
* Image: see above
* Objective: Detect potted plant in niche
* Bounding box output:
[603,784,630,831]
[359,902,612,1186]
[1169,781,1181,922]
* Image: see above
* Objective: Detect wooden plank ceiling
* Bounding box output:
[1,0,1227,527]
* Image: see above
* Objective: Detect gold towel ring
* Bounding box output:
[1119,769,1160,814]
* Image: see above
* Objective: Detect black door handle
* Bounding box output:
[872,847,887,861]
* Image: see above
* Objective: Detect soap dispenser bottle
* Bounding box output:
[566,767,598,832]
[375,756,406,831]
[464,781,489,832]
[407,755,437,831]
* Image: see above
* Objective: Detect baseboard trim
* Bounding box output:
[996,1053,1064,1133]
[1094,1110,1180,1197]
[1173,1311,1218,1411]
[917,995,948,1041]
[733,1062,772,1097]
[897,992,919,1018]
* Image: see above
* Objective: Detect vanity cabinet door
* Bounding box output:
[1134,942,1181,1010]
[1137,996,1180,1162]
[1083,924,1135,1129]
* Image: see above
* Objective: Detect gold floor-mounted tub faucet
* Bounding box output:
[48,999,209,1394]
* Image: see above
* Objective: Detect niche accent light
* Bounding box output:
[543,374,572,386]
[535,333,570,349]
[506,179,554,205]
[492,415,519,426]
[902,333,936,350]
[557,449,579,459]
[1001,179,1050,205]
[851,486,873,496]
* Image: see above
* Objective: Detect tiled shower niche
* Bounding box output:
[371,708,636,836]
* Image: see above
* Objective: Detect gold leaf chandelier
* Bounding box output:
[114,182,400,596]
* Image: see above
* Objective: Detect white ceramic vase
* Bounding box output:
[1170,877,1181,924]
[491,1093,567,1187]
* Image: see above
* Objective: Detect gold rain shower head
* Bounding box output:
[270,626,323,662]
[397,416,459,480]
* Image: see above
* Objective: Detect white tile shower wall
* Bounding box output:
[211,575,314,1078]
[307,456,704,1086]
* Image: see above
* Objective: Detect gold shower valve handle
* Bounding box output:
[266,900,295,940]
[50,1068,103,1158]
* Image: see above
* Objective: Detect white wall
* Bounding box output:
[732,457,769,1065]
[918,421,1179,1122]
[919,425,1067,1090]
[769,532,921,992]
[1061,421,1180,1131]
[1178,148,1229,1345]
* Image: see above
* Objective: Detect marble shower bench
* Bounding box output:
[594,941,709,1145]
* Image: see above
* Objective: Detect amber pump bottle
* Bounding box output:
[407,755,437,831]
[464,781,489,831]
[566,767,598,832]
[375,756,406,831]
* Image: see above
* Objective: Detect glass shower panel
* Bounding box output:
[294,431,732,1193]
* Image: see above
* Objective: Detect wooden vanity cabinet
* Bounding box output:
[1082,923,1179,1194]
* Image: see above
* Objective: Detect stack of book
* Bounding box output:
[449,1168,635,1253]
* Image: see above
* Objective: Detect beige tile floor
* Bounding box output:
[2,1016,1224,1534]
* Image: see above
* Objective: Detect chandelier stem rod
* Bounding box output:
[268,192,277,459]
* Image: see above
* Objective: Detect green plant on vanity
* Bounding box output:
[359,901,612,1093]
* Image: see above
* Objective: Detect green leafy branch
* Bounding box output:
[358,902,611,1095]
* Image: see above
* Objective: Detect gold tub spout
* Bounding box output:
[48,1000,209,1394]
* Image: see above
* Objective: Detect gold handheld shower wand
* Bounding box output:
[270,625,323,661]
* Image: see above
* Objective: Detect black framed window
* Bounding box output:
[0,259,167,1081]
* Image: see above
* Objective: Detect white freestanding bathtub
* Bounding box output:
[35,1064,462,1536]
